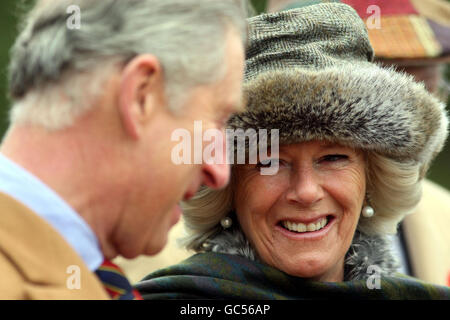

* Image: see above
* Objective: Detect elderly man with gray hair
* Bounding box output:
[0,0,247,299]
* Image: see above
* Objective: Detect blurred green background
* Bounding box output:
[0,0,449,190]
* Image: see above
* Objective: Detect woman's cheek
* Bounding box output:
[326,166,365,201]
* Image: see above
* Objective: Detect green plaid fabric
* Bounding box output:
[136,252,450,300]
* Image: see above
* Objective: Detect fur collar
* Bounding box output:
[202,222,399,281]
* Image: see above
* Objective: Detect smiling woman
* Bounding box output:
[136,3,450,299]
[233,141,367,282]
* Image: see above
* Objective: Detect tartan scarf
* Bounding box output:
[136,252,450,300]
[183,222,401,282]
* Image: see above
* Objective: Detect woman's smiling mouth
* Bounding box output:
[277,215,336,239]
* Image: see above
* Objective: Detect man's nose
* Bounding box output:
[201,162,230,189]
[200,131,230,189]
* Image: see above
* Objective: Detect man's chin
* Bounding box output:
[170,203,182,226]
[117,236,167,259]
[119,207,179,258]
[144,236,169,256]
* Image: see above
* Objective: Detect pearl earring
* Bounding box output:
[202,242,211,249]
[220,217,233,229]
[362,205,375,218]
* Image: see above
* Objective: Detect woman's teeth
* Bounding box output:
[282,217,328,233]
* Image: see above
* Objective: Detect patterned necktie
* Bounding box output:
[95,259,143,300]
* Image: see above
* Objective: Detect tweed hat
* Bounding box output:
[228,3,448,177]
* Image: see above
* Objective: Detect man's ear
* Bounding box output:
[118,54,165,140]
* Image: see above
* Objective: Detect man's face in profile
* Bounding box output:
[114,29,245,259]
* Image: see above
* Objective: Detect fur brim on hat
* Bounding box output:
[229,63,448,175]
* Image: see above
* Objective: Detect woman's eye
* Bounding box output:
[256,158,281,169]
[321,154,348,163]
[256,159,274,168]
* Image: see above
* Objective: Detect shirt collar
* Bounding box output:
[0,153,103,271]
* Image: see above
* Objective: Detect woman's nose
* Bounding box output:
[285,168,324,206]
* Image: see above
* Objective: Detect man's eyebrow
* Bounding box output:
[218,98,244,122]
